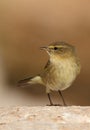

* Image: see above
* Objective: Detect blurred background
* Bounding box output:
[0,0,90,106]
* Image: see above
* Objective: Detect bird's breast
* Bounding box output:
[42,57,80,91]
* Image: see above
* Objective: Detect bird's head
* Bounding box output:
[41,41,76,59]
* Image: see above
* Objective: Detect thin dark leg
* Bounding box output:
[58,90,67,106]
[47,93,53,106]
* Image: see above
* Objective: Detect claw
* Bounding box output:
[46,104,62,106]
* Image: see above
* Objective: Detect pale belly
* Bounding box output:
[42,59,79,92]
[46,66,77,91]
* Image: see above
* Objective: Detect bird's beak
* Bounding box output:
[40,46,50,55]
[40,46,48,51]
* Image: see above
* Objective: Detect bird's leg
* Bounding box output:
[47,93,62,106]
[58,90,67,106]
[47,93,53,106]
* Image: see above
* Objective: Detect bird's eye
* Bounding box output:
[54,47,58,50]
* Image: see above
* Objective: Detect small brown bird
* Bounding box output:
[18,41,81,106]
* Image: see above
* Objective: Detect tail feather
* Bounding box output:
[18,77,33,84]
[17,77,33,87]
[17,76,43,87]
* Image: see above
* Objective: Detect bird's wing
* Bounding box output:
[17,60,50,87]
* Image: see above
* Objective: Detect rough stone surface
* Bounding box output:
[0,106,90,130]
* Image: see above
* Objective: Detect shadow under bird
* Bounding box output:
[18,41,81,106]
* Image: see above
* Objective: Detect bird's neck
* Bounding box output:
[50,54,75,65]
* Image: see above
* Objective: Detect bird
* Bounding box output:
[18,41,81,106]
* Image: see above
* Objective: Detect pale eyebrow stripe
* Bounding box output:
[49,45,66,48]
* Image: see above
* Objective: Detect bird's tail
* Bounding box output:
[17,76,43,87]
[17,77,33,87]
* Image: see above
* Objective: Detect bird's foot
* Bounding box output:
[46,104,62,106]
[63,103,67,106]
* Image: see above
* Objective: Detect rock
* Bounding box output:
[0,106,90,130]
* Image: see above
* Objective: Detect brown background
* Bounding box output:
[0,0,90,106]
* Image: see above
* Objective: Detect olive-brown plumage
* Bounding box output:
[18,41,81,106]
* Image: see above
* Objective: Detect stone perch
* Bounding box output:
[0,106,90,130]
